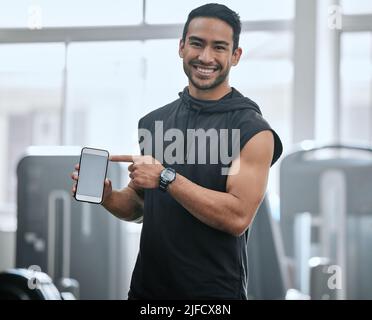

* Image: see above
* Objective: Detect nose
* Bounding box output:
[198,47,214,64]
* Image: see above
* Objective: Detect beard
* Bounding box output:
[183,60,230,91]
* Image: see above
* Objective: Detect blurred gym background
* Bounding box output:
[0,0,372,299]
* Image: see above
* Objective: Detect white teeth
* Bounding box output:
[196,67,215,74]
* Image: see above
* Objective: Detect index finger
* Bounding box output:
[109,155,135,162]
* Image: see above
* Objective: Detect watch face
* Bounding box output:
[161,169,175,181]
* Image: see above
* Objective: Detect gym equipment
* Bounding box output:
[0,268,63,300]
[247,196,289,299]
[280,143,372,299]
[308,257,337,300]
[0,205,16,272]
[16,146,141,300]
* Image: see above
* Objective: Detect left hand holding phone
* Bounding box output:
[71,164,113,205]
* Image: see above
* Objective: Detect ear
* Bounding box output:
[231,47,242,66]
[179,39,185,58]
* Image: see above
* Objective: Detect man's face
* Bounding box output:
[179,17,242,91]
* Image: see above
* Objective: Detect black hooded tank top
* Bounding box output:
[129,88,283,299]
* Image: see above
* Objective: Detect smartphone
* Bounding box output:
[74,147,109,204]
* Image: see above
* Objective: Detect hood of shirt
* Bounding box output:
[178,87,262,114]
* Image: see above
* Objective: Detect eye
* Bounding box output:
[215,46,226,51]
[190,42,202,47]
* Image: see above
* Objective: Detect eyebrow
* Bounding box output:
[188,36,230,46]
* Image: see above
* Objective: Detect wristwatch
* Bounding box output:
[159,167,176,192]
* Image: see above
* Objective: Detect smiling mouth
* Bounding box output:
[192,65,218,76]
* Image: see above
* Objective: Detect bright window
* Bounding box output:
[340,32,372,144]
[0,0,143,28]
[0,43,65,204]
[65,41,144,154]
[146,0,294,24]
[341,0,372,15]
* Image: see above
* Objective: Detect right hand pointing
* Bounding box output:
[70,163,113,204]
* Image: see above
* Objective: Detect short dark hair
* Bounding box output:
[182,3,242,52]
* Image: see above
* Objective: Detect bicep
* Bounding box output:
[226,130,274,210]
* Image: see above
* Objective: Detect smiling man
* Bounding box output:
[72,3,283,300]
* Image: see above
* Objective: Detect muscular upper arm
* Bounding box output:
[226,130,274,227]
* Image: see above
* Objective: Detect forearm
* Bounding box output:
[102,186,144,223]
[168,174,253,236]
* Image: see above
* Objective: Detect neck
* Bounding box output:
[188,82,232,100]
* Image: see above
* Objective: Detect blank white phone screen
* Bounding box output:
[78,153,107,197]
